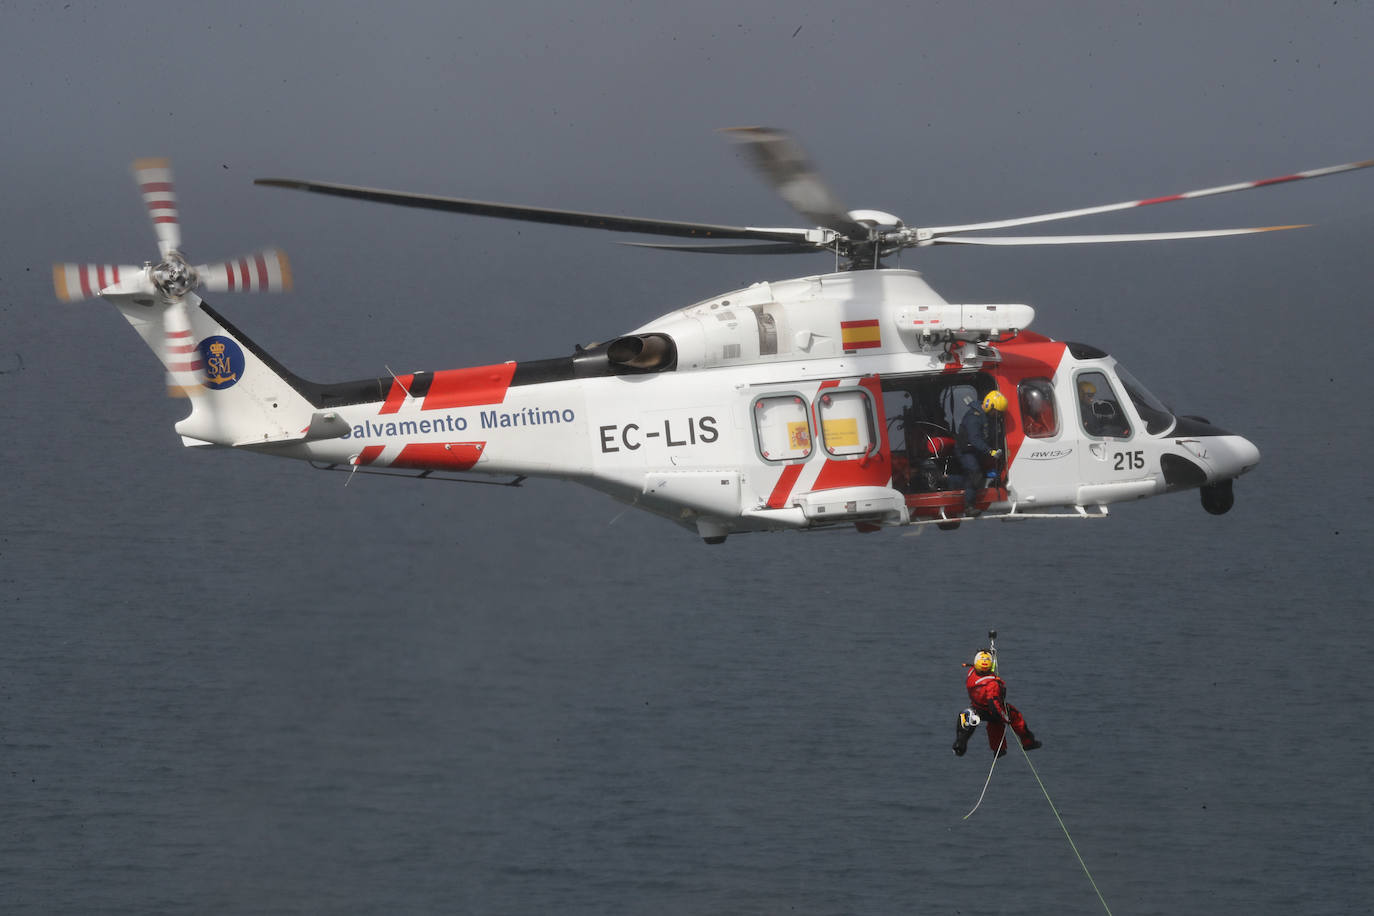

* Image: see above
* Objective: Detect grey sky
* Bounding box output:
[7,3,1372,384]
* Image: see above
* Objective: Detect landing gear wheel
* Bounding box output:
[1200,479,1234,515]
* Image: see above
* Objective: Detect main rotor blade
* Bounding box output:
[254,178,814,244]
[925,159,1374,237]
[929,225,1307,246]
[622,240,821,255]
[719,126,870,238]
[133,157,182,259]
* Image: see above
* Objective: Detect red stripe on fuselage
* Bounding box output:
[379,375,415,414]
[390,442,485,471]
[421,363,517,410]
[356,445,386,466]
[377,363,517,415]
[766,462,805,509]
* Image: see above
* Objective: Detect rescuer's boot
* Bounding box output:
[953,710,979,756]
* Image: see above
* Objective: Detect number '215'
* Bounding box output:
[1114,450,1145,471]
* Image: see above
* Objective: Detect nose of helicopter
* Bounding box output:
[1211,433,1261,480]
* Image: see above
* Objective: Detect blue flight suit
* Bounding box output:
[957,405,1000,513]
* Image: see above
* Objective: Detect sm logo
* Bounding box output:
[197,335,245,390]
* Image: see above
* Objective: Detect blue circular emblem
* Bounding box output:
[198,335,246,390]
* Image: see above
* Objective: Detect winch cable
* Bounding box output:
[1014,736,1114,916]
[961,729,1005,820]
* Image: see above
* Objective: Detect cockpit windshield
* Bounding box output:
[1115,364,1175,435]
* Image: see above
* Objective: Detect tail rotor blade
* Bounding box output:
[52,263,143,301]
[160,299,203,398]
[195,249,293,293]
[133,157,182,259]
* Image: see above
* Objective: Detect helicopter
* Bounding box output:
[53,131,1372,543]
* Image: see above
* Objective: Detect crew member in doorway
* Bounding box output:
[957,390,1006,516]
[953,649,1042,757]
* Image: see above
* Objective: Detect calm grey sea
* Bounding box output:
[3,266,1372,915]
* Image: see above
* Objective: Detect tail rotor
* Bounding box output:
[133,157,182,260]
[53,159,292,396]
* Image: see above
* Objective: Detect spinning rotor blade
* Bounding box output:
[623,240,821,255]
[254,177,814,244]
[719,126,869,238]
[930,225,1308,246]
[254,134,1373,267]
[195,249,293,293]
[160,299,204,398]
[57,159,293,305]
[133,157,182,258]
[52,263,144,301]
[924,158,1374,237]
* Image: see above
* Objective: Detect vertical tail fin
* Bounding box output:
[104,291,324,447]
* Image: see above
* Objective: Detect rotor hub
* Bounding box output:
[152,252,197,299]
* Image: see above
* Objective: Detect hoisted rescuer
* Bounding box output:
[954,649,1042,757]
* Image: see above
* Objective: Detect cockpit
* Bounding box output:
[1060,363,1175,441]
[881,356,1181,499]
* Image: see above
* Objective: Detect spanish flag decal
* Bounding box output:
[840,319,881,351]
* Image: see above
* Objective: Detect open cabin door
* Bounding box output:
[881,370,1006,518]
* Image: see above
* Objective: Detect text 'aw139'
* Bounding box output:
[55,131,1371,542]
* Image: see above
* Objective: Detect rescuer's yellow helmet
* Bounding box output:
[1078,380,1097,398]
[981,391,1008,413]
[972,650,995,674]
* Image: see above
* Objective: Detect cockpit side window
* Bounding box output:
[1075,371,1131,439]
[1115,364,1176,436]
[1017,378,1058,439]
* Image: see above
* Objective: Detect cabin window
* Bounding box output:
[816,387,878,458]
[1075,370,1132,438]
[1018,378,1058,439]
[753,394,813,462]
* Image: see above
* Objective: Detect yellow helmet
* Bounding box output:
[981,391,1008,413]
[1078,380,1097,398]
[972,650,995,674]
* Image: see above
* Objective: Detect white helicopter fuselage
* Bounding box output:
[132,268,1257,542]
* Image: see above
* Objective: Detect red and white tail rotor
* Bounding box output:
[198,249,292,293]
[133,157,182,260]
[53,158,291,396]
[160,296,203,398]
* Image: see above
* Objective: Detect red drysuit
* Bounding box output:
[966,667,1035,752]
